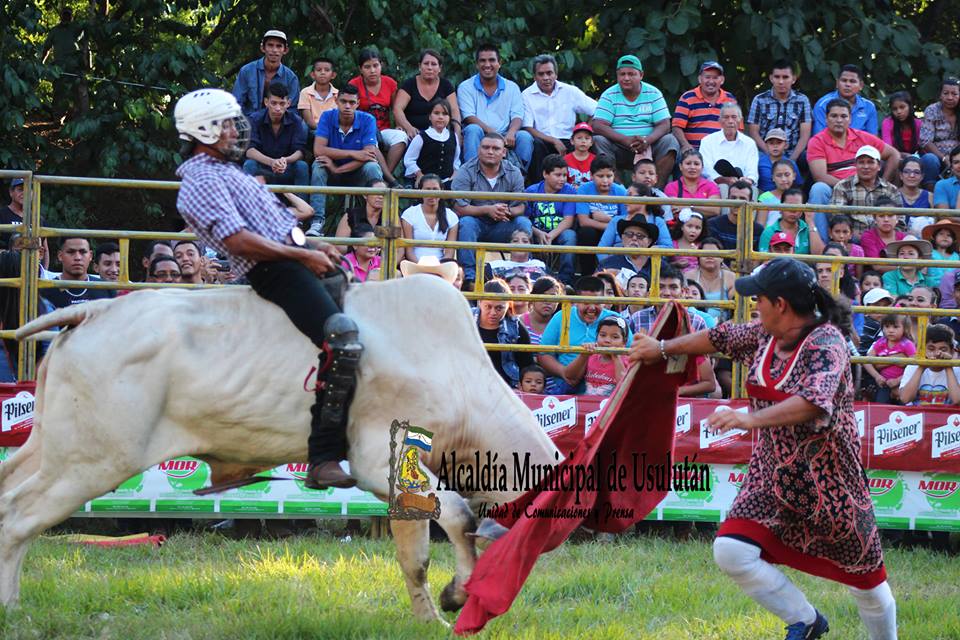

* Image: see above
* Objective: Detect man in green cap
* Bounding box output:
[590,54,679,187]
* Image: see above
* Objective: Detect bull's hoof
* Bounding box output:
[439,579,466,612]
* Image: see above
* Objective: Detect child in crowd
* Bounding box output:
[857,287,894,356]
[402,98,461,186]
[881,236,932,295]
[759,189,823,255]
[400,173,459,261]
[621,274,649,318]
[863,313,916,403]
[671,208,705,272]
[920,218,960,287]
[564,122,595,189]
[757,159,798,226]
[881,91,922,155]
[340,223,381,282]
[861,269,883,295]
[576,155,626,273]
[827,214,864,279]
[485,229,550,281]
[683,281,718,329]
[517,364,547,394]
[563,316,630,396]
[899,324,960,405]
[632,158,673,221]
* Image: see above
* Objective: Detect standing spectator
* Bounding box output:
[92,241,120,282]
[663,149,721,218]
[402,98,461,186]
[138,240,173,279]
[862,313,915,403]
[524,154,577,284]
[242,82,308,186]
[826,145,901,238]
[232,30,299,117]
[340,223,381,283]
[394,50,461,143]
[297,57,339,134]
[147,255,181,284]
[881,236,933,295]
[881,91,921,156]
[672,61,738,152]
[812,64,879,135]
[746,59,812,161]
[934,144,960,210]
[590,55,679,186]
[919,78,960,187]
[757,160,799,226]
[900,156,935,235]
[349,47,407,182]
[172,240,204,285]
[308,85,383,236]
[474,278,534,387]
[401,174,458,261]
[598,183,672,258]
[698,103,759,186]
[43,237,113,308]
[335,178,386,238]
[900,324,960,406]
[575,155,627,263]
[518,365,546,394]
[706,181,762,251]
[451,132,529,283]
[564,122,595,189]
[756,128,802,194]
[457,44,532,172]
[522,54,597,177]
[921,218,960,287]
[860,211,906,268]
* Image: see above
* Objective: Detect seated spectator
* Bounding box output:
[139,240,173,279]
[671,208,705,272]
[937,279,960,335]
[507,272,533,316]
[597,218,656,278]
[518,364,547,394]
[400,174,458,261]
[232,30,299,117]
[812,64,879,135]
[919,78,960,187]
[881,91,922,157]
[858,286,894,356]
[590,55,679,187]
[663,149,721,218]
[757,159,798,226]
[921,218,960,287]
[173,240,204,285]
[881,236,933,295]
[706,181,762,251]
[671,61,737,152]
[538,275,632,394]
[394,49,461,144]
[768,231,796,255]
[861,269,883,296]
[297,57,339,133]
[756,128,802,195]
[349,47,407,182]
[576,155,627,270]
[44,238,113,308]
[401,98,460,186]
[818,242,858,295]
[683,236,735,323]
[564,123,596,189]
[934,144,960,210]
[441,257,464,290]
[900,324,960,405]
[309,85,383,235]
[336,178,387,237]
[484,229,549,282]
[524,154,577,284]
[599,183,672,260]
[622,273,649,317]
[451,132,529,283]
[340,223,381,283]
[242,82,308,186]
[759,192,824,255]
[827,214,864,279]
[862,313,915,403]
[92,241,120,282]
[826,145,900,239]
[627,263,708,333]
[594,271,625,313]
[699,103,759,186]
[147,255,182,284]
[562,316,630,396]
[746,59,812,162]
[632,158,673,221]
[474,278,534,388]
[860,211,906,269]
[900,156,935,235]
[682,281,718,329]
[520,275,561,344]
[457,44,532,172]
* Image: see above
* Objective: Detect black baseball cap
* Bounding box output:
[734,257,816,298]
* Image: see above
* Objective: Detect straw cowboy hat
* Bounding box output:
[921,218,960,244]
[883,235,933,260]
[399,255,459,284]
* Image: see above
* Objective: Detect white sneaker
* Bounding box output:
[306,221,324,237]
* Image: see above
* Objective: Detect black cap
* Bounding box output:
[617,217,659,243]
[734,257,817,298]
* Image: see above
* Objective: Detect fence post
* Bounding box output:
[17,175,40,381]
[730,200,753,399]
[382,188,399,280]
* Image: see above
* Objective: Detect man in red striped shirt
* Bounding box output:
[672,61,738,153]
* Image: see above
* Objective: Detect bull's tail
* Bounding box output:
[14,299,112,340]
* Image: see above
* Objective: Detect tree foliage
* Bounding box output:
[2,0,959,229]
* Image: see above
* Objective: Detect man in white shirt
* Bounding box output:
[698,102,759,186]
[522,54,597,178]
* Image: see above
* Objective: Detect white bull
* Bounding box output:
[1,274,558,623]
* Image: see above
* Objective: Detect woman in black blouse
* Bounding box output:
[393,49,462,143]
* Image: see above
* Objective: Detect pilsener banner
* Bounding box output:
[1,384,958,530]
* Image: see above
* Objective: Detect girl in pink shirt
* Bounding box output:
[863,313,916,403]
[340,224,382,283]
[881,91,922,155]
[562,316,630,396]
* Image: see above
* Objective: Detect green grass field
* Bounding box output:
[0,531,957,639]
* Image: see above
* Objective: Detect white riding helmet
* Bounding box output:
[174,88,250,160]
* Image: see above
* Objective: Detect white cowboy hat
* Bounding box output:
[399,255,459,284]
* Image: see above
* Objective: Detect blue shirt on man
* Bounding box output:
[934,176,960,208]
[457,75,524,134]
[248,108,307,159]
[812,91,878,135]
[232,58,300,116]
[315,109,378,167]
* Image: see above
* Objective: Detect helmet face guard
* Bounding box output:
[221,114,251,163]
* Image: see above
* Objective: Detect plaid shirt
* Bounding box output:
[830,175,901,232]
[628,305,707,335]
[176,153,298,276]
[746,89,812,155]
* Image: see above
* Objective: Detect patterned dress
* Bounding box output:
[709,321,886,589]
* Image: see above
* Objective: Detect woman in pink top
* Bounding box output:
[881,91,922,155]
[663,149,721,217]
[859,212,905,272]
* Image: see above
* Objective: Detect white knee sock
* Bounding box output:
[849,581,897,640]
[713,536,817,626]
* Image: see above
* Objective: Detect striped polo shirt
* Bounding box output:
[594,82,670,137]
[671,86,738,148]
